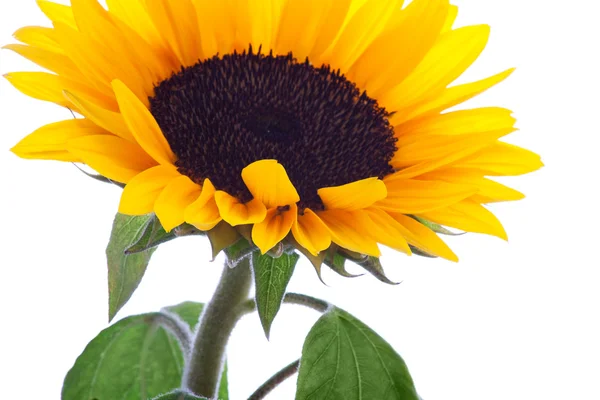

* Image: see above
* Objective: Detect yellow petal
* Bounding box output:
[63,90,132,140]
[112,79,175,165]
[193,0,235,57]
[417,200,508,240]
[291,208,331,256]
[106,0,164,47]
[388,213,458,261]
[419,168,525,203]
[381,25,491,112]
[154,175,202,232]
[377,179,477,214]
[68,134,157,184]
[248,0,285,52]
[391,68,515,126]
[396,107,516,139]
[13,26,61,52]
[37,0,76,29]
[275,0,334,59]
[185,179,223,231]
[11,118,107,162]
[318,177,387,211]
[348,0,448,96]
[3,44,86,83]
[456,142,544,176]
[322,0,402,72]
[119,165,181,215]
[214,191,267,226]
[4,72,110,110]
[241,160,300,209]
[145,0,202,67]
[441,5,459,33]
[363,208,411,254]
[252,203,298,254]
[308,0,352,60]
[318,209,380,257]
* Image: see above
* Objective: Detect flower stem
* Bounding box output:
[247,359,300,400]
[183,257,253,397]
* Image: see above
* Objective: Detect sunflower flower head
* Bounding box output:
[6,0,542,275]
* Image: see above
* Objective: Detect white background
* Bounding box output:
[1,0,599,399]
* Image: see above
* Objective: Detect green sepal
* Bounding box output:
[207,221,241,260]
[412,216,464,236]
[354,256,399,285]
[252,251,300,338]
[296,307,419,400]
[107,213,157,322]
[125,215,176,255]
[409,245,437,258]
[152,390,207,400]
[323,246,364,278]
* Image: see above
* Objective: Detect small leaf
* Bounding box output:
[152,390,208,399]
[63,302,204,400]
[355,256,400,285]
[252,251,300,338]
[296,307,419,400]
[125,215,177,255]
[107,213,157,322]
[207,221,241,260]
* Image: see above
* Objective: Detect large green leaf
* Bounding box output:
[107,213,157,322]
[63,302,229,400]
[296,307,419,400]
[252,251,299,338]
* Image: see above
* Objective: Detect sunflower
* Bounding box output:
[6,0,542,263]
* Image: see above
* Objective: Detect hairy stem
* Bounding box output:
[247,359,301,400]
[183,258,253,397]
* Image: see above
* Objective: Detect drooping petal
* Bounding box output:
[112,79,175,166]
[417,200,508,240]
[119,165,181,215]
[318,177,387,211]
[377,179,477,214]
[363,208,411,254]
[214,191,267,226]
[318,209,381,257]
[291,208,331,256]
[252,203,298,254]
[388,213,458,261]
[241,160,300,209]
[154,175,202,232]
[11,118,108,162]
[185,178,222,231]
[68,134,157,183]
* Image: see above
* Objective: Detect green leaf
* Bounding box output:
[63,302,229,400]
[125,215,177,255]
[296,307,419,400]
[252,251,300,338]
[152,390,207,399]
[107,213,157,322]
